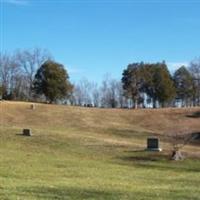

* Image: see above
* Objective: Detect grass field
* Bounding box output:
[0,101,200,200]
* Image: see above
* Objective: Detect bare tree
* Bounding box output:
[0,53,10,98]
[15,48,52,99]
[72,76,127,108]
[100,75,125,108]
[189,57,200,106]
[72,78,94,106]
[72,84,84,106]
[100,75,110,107]
[0,48,52,100]
[165,126,195,160]
[91,83,100,107]
[0,52,22,99]
[116,81,125,108]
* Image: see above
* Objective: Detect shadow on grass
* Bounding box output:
[124,149,146,153]
[133,161,200,173]
[120,152,170,162]
[11,185,200,200]
[117,152,200,173]
[186,111,200,118]
[16,186,124,200]
[16,133,33,137]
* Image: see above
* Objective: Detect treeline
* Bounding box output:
[0,48,200,108]
[122,61,200,108]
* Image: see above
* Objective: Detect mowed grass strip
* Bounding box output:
[0,101,200,199]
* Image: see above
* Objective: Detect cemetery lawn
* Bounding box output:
[0,101,200,200]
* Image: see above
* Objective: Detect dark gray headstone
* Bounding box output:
[146,137,162,151]
[192,132,200,140]
[23,129,32,136]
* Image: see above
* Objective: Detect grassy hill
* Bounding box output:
[0,101,200,200]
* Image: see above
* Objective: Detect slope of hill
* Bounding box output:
[0,101,200,200]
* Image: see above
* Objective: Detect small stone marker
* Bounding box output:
[30,104,35,110]
[23,129,32,136]
[146,137,162,151]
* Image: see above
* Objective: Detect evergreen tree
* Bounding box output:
[141,62,175,108]
[122,63,145,108]
[152,63,176,107]
[122,62,176,108]
[174,66,194,107]
[189,58,200,106]
[33,60,73,103]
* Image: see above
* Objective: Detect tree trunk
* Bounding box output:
[153,98,157,108]
[161,102,165,108]
[134,98,138,109]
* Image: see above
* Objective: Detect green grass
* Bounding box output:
[0,102,200,199]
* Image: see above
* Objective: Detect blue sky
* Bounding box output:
[1,0,200,83]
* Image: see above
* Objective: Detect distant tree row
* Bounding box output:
[1,48,200,108]
[71,60,200,109]
[70,75,125,108]
[122,61,200,108]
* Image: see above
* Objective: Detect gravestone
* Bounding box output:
[146,137,162,151]
[30,104,35,110]
[23,129,32,136]
[192,132,200,140]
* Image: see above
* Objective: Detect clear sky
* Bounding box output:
[1,0,200,83]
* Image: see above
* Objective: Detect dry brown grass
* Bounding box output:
[1,101,200,155]
[1,101,200,134]
[1,101,200,200]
